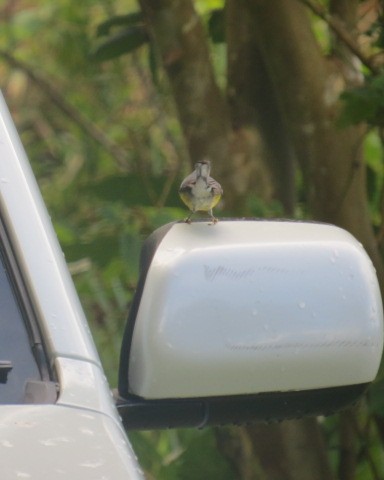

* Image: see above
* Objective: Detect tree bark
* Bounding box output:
[338,410,357,480]
[139,0,232,185]
[226,0,295,214]
[139,0,295,214]
[246,418,335,480]
[250,0,384,285]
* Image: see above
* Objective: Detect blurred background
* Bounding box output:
[1,0,384,478]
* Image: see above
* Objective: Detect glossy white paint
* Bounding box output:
[0,93,99,365]
[0,405,142,479]
[55,357,121,423]
[0,92,143,478]
[129,221,384,399]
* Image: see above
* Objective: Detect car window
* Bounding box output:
[0,231,53,404]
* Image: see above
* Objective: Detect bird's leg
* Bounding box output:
[208,209,218,225]
[184,210,195,224]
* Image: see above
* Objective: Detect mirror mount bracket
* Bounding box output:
[116,383,368,430]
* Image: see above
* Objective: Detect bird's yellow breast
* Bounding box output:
[179,190,195,210]
[179,190,221,212]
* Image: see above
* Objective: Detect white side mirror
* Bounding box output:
[117,220,383,429]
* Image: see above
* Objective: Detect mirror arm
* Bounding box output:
[115,384,368,430]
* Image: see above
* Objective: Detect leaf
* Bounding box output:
[96,12,144,37]
[195,0,225,15]
[339,74,384,127]
[91,26,149,62]
[208,8,225,44]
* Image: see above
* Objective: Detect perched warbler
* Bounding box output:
[179,160,223,224]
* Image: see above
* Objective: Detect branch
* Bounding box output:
[298,0,380,74]
[0,49,130,170]
[139,0,231,169]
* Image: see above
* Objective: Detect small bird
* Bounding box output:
[179,160,223,224]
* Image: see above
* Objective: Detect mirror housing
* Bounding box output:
[117,220,383,429]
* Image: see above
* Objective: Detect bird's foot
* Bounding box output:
[184,217,192,224]
[208,217,218,225]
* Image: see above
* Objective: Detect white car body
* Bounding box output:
[0,93,143,478]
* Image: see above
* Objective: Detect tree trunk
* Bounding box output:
[139,0,295,213]
[246,418,335,480]
[226,0,296,214]
[139,0,237,206]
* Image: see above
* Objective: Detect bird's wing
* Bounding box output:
[207,176,223,195]
[179,171,197,192]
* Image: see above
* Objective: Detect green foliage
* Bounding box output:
[159,429,235,480]
[340,74,384,127]
[246,195,284,219]
[368,381,384,417]
[82,173,180,206]
[96,12,144,37]
[364,131,383,224]
[207,9,225,44]
[129,428,235,479]
[194,0,225,15]
[91,26,148,62]
[92,12,149,63]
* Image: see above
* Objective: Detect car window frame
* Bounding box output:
[0,214,55,403]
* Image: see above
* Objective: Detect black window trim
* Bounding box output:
[0,214,54,385]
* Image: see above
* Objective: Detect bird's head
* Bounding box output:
[195,160,211,179]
